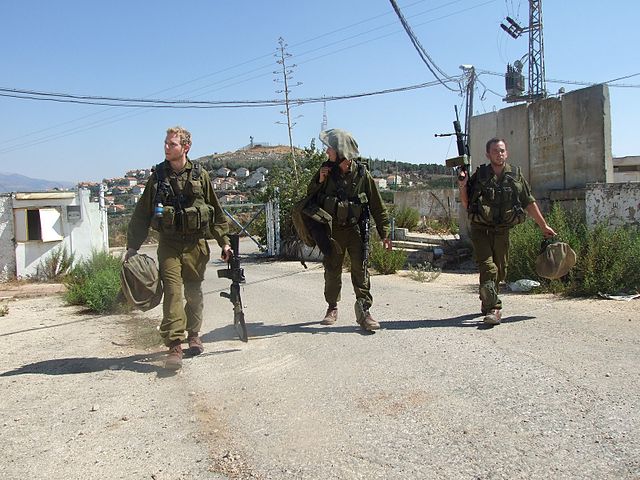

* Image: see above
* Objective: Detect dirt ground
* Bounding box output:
[1,255,639,479]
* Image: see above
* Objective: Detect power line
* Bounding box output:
[0,0,490,154]
[0,79,453,156]
[476,69,640,88]
[388,0,460,92]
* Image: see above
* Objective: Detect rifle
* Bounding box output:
[359,200,371,281]
[356,161,371,281]
[436,106,470,181]
[217,233,248,342]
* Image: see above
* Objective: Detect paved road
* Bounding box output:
[189,240,640,479]
[1,239,639,479]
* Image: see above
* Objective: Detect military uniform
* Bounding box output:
[307,157,390,315]
[467,162,535,314]
[127,159,229,346]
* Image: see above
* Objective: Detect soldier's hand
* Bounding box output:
[383,238,393,251]
[124,248,138,261]
[541,224,557,238]
[457,170,468,189]
[221,244,233,262]
[319,166,330,183]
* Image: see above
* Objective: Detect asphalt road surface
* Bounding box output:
[1,239,638,479]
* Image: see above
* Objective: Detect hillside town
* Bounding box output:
[75,144,441,216]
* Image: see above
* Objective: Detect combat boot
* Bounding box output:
[165,340,183,370]
[483,309,502,325]
[357,310,380,331]
[321,306,338,325]
[187,332,204,356]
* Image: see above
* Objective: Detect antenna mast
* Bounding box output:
[274,37,301,179]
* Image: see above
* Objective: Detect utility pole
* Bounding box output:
[528,0,546,99]
[460,65,476,145]
[501,0,546,102]
[320,98,328,132]
[274,37,301,181]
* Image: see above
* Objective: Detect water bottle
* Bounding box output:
[154,202,164,218]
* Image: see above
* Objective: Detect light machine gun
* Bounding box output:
[435,105,470,181]
[217,233,248,342]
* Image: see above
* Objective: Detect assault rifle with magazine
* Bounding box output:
[217,233,248,342]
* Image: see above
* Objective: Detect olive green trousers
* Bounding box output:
[470,226,510,313]
[157,237,210,346]
[323,226,372,311]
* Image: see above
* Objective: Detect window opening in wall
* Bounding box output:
[27,210,42,240]
[14,207,64,242]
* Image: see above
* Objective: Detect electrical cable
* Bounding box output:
[388,0,460,92]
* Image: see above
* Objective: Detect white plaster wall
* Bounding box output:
[68,189,108,261]
[12,189,108,278]
[0,196,16,281]
[585,183,640,228]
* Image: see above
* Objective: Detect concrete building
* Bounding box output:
[613,156,640,183]
[0,189,109,281]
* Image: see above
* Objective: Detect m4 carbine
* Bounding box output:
[217,233,248,342]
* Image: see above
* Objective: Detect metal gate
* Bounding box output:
[222,196,280,256]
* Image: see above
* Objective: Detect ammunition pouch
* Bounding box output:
[151,205,177,233]
[468,165,527,229]
[322,194,366,227]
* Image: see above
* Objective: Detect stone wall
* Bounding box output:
[586,182,640,228]
[393,188,456,222]
[0,195,16,281]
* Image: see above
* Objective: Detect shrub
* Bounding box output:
[408,262,441,282]
[508,203,640,296]
[64,250,124,313]
[418,217,459,235]
[33,245,75,281]
[389,204,420,231]
[257,142,325,252]
[369,237,407,274]
[571,224,640,296]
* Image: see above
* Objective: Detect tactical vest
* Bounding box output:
[468,164,527,228]
[150,161,214,237]
[317,161,369,227]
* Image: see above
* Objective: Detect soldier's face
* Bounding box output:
[164,134,189,162]
[326,147,338,162]
[486,141,508,167]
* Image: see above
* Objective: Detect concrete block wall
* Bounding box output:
[469,84,612,205]
[529,97,565,199]
[497,103,530,180]
[562,85,613,188]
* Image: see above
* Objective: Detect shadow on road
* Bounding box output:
[0,349,240,378]
[201,313,537,343]
[382,313,536,330]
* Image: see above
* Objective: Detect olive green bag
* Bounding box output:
[535,238,577,280]
[120,253,163,311]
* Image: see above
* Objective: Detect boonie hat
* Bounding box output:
[535,238,577,280]
[319,128,359,160]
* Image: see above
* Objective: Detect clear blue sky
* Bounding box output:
[1,0,638,183]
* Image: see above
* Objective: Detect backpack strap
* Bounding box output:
[191,162,202,181]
